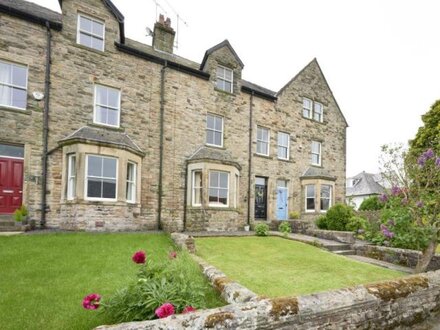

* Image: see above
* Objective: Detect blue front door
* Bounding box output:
[276,187,288,220]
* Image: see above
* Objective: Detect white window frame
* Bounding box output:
[77,14,105,51]
[305,184,315,213]
[314,102,324,122]
[277,132,290,160]
[216,65,233,93]
[311,141,322,166]
[256,126,270,156]
[208,171,229,207]
[85,154,118,201]
[66,154,76,200]
[206,114,224,147]
[0,60,28,110]
[126,161,136,203]
[320,184,332,212]
[302,98,312,119]
[93,84,121,128]
[192,170,202,206]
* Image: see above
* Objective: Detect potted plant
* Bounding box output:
[14,205,28,226]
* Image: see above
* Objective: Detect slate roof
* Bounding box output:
[241,80,277,99]
[300,167,336,180]
[59,126,144,156]
[188,147,241,169]
[346,171,385,197]
[0,0,62,29]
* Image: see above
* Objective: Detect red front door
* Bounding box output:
[0,157,24,214]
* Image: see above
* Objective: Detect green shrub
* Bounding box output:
[359,196,383,211]
[101,252,213,323]
[323,204,354,231]
[278,222,291,236]
[288,211,300,219]
[13,205,28,222]
[255,223,269,236]
[315,215,328,229]
[346,216,368,233]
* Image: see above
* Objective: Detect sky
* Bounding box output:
[29,0,440,176]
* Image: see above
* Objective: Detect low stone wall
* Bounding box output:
[354,244,440,271]
[287,220,316,234]
[185,208,244,232]
[171,233,257,304]
[306,229,355,244]
[96,271,440,330]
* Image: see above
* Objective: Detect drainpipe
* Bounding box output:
[157,61,167,230]
[247,91,254,226]
[182,162,188,232]
[41,21,52,228]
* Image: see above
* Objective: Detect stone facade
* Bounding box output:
[0,0,347,231]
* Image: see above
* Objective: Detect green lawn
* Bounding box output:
[0,233,223,330]
[196,236,404,297]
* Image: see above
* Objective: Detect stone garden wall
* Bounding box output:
[354,244,440,271]
[97,271,440,329]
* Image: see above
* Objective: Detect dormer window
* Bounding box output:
[216,66,233,93]
[77,14,105,51]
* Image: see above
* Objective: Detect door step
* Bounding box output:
[325,244,351,251]
[0,225,24,232]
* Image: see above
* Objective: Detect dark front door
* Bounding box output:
[255,177,267,219]
[0,157,24,214]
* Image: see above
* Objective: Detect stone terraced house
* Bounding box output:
[0,0,348,231]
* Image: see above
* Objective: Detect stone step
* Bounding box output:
[325,244,352,251]
[0,225,24,232]
[0,221,16,227]
[333,250,356,256]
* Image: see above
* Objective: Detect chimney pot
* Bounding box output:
[153,14,175,53]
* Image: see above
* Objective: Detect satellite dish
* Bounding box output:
[32,91,44,101]
[146,27,154,37]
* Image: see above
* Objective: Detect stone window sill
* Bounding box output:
[214,88,236,97]
[88,122,125,132]
[0,106,32,115]
[254,153,273,160]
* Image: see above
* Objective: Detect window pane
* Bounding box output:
[219,173,228,188]
[88,156,102,176]
[102,179,116,198]
[0,62,12,84]
[207,115,215,129]
[215,79,223,90]
[0,144,24,158]
[95,105,106,124]
[303,98,311,108]
[80,16,92,32]
[321,185,330,198]
[103,158,117,178]
[96,86,106,105]
[303,109,310,118]
[92,37,104,51]
[312,154,319,164]
[216,66,224,78]
[107,88,119,108]
[278,147,287,159]
[262,128,268,141]
[208,188,217,202]
[257,128,262,140]
[87,179,102,197]
[214,131,222,146]
[0,85,11,106]
[307,198,315,210]
[12,88,26,109]
[306,185,315,197]
[210,172,218,187]
[107,109,118,126]
[219,189,228,205]
[12,65,27,87]
[79,33,92,48]
[92,20,104,37]
[127,163,134,181]
[206,130,214,145]
[312,142,320,153]
[224,68,232,80]
[214,116,222,131]
[224,81,232,92]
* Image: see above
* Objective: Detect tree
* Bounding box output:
[409,100,440,157]
[379,101,440,272]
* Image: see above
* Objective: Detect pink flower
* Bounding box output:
[169,251,177,259]
[182,306,196,314]
[82,293,101,310]
[155,303,175,318]
[132,250,146,264]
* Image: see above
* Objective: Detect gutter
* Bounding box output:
[0,4,62,30]
[114,42,210,81]
[157,61,168,230]
[247,92,254,226]
[241,86,277,101]
[41,21,52,227]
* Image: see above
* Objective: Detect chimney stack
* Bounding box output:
[153,14,175,53]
